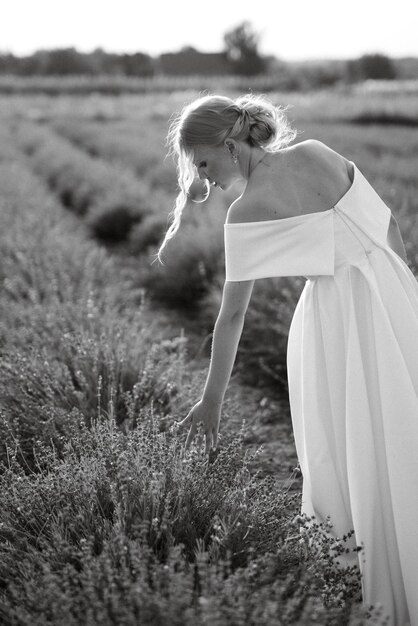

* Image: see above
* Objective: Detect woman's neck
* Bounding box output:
[240,145,268,180]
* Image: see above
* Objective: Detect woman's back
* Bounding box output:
[240,139,355,223]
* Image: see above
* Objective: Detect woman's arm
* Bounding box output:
[202,279,254,405]
[179,279,254,452]
[387,213,408,263]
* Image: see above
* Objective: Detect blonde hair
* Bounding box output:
[157,93,298,262]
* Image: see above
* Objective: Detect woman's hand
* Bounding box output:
[177,399,221,454]
[174,283,253,456]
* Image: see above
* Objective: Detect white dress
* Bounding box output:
[224,162,418,626]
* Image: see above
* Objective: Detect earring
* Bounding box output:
[232,154,238,164]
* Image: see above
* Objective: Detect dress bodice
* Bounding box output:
[224,162,393,282]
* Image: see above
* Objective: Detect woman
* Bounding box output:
[158,93,418,626]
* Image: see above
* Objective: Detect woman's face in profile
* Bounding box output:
[192,144,240,191]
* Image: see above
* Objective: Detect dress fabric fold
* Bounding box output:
[224,162,418,626]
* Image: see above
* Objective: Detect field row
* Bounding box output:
[0,90,414,624]
[3,111,303,392]
[4,94,418,393]
[1,112,374,625]
[0,118,298,473]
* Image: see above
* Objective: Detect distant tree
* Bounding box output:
[346,53,396,81]
[86,47,110,74]
[39,48,93,75]
[98,52,127,75]
[0,47,156,76]
[223,21,266,75]
[120,52,155,77]
[0,53,20,74]
[159,48,229,76]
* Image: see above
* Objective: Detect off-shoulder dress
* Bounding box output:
[224,162,418,626]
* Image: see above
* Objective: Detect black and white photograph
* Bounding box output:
[0,1,417,624]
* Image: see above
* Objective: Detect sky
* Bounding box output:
[1,0,417,62]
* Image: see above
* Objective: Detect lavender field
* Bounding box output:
[0,83,417,625]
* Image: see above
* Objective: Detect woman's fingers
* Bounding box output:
[212,427,218,451]
[185,420,198,450]
[205,429,213,455]
[177,411,193,430]
[177,406,220,455]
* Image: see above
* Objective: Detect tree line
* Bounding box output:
[0,21,406,84]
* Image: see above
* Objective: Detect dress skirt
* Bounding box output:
[287,211,418,626]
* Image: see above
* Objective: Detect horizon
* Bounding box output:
[2,0,417,63]
[2,45,417,65]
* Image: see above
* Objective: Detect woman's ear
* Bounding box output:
[224,139,237,155]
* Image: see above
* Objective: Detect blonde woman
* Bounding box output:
[159,93,417,626]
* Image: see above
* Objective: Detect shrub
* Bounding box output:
[128,213,168,254]
[89,203,142,242]
[0,408,377,626]
[13,121,156,227]
[0,145,193,471]
[140,210,225,310]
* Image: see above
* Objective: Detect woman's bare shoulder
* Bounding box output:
[226,140,352,225]
[300,139,352,171]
